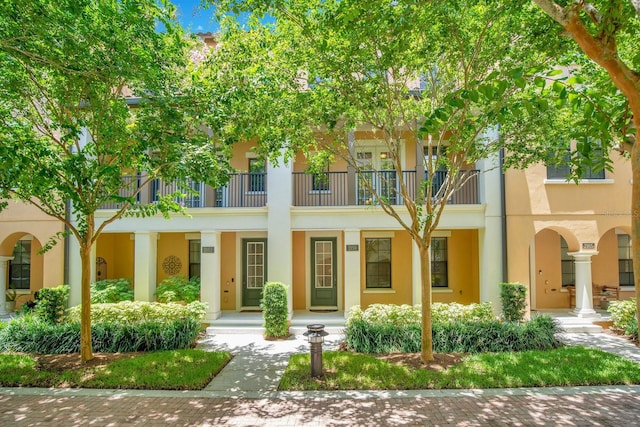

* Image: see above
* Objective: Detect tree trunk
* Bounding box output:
[79,219,94,362]
[420,244,434,362]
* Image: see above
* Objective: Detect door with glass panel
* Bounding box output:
[310,237,338,307]
[242,238,267,307]
[356,148,398,205]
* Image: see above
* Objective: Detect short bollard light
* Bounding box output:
[303,324,329,378]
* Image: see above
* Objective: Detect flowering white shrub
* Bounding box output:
[346,302,495,327]
[608,298,637,332]
[67,301,208,324]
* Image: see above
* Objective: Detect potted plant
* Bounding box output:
[5,285,17,313]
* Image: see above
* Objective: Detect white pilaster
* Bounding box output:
[412,241,421,305]
[200,231,221,320]
[267,152,293,316]
[344,229,361,317]
[569,252,599,318]
[0,256,14,315]
[68,237,82,306]
[134,231,158,301]
[476,132,504,311]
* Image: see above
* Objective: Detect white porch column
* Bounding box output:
[0,256,14,315]
[412,241,422,305]
[476,131,504,311]
[68,237,82,306]
[344,229,361,317]
[267,151,293,316]
[134,231,158,301]
[569,251,599,318]
[200,231,221,320]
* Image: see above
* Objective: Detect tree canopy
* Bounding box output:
[0,0,232,361]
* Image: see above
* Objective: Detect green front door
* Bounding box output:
[242,238,267,307]
[310,237,338,307]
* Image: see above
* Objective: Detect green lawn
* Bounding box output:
[0,349,231,390]
[279,346,640,390]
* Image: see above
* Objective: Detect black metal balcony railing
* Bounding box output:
[99,170,478,210]
[214,173,267,208]
[293,169,479,207]
[99,175,141,210]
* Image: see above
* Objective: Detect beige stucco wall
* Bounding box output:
[0,200,65,290]
[506,152,633,308]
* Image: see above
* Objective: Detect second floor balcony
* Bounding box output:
[99,169,479,210]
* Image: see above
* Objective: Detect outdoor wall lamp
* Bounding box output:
[303,324,329,378]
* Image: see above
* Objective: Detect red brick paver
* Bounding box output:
[1,392,639,426]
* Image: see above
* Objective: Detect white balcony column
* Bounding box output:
[267,150,293,317]
[343,229,361,317]
[134,231,158,302]
[200,231,221,320]
[412,241,422,306]
[0,256,14,315]
[68,236,82,306]
[569,251,599,318]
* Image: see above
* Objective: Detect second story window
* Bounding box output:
[546,145,605,180]
[249,158,265,192]
[546,148,571,179]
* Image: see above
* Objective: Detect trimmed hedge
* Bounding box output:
[499,282,527,322]
[35,285,69,324]
[0,314,201,354]
[261,282,289,338]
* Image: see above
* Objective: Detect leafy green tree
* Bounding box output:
[0,0,232,361]
[210,0,560,361]
[531,0,640,329]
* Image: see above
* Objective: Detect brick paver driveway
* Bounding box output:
[2,389,639,426]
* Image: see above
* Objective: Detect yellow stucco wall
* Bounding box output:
[96,233,134,282]
[360,231,413,307]
[156,233,189,283]
[292,231,306,310]
[433,229,480,304]
[220,232,237,310]
[534,229,567,309]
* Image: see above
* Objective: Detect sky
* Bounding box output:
[172,0,219,34]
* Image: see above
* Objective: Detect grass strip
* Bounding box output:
[279,346,640,390]
[0,349,231,390]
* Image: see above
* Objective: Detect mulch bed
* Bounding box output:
[373,352,463,370]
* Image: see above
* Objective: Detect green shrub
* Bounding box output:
[432,315,562,353]
[261,282,289,338]
[608,298,637,336]
[91,279,134,304]
[155,276,200,303]
[67,301,207,324]
[345,303,561,354]
[0,314,201,354]
[499,282,527,322]
[35,285,69,324]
